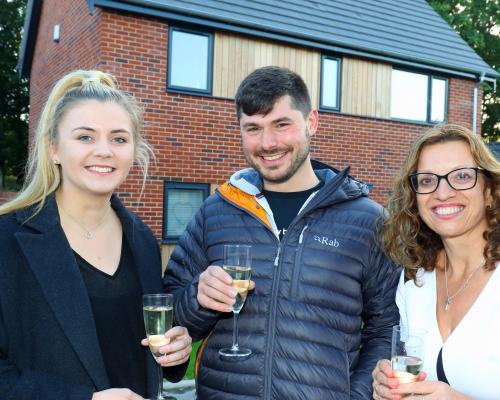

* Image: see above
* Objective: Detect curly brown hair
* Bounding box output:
[381,124,500,281]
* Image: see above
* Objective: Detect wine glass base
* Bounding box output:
[219,347,252,362]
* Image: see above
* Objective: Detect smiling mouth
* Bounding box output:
[434,206,464,216]
[87,166,114,173]
[261,152,286,161]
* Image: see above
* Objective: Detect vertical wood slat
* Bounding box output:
[213,31,319,107]
[341,57,391,118]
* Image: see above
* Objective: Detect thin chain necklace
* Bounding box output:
[58,202,112,240]
[444,253,486,311]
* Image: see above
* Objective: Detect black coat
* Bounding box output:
[165,167,401,400]
[0,195,183,400]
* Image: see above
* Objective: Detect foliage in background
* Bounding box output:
[185,340,201,379]
[428,0,500,141]
[0,0,29,190]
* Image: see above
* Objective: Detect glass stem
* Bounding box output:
[231,311,240,350]
[157,364,163,399]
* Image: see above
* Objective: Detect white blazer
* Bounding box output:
[396,263,500,400]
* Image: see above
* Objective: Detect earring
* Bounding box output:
[53,159,59,165]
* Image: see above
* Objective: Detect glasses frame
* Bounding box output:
[409,167,485,194]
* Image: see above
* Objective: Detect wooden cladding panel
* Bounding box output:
[341,58,391,118]
[213,32,320,107]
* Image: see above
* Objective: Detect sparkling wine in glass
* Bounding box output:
[219,244,252,361]
[143,294,173,400]
[391,325,426,384]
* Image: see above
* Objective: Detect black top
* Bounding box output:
[263,180,324,240]
[75,236,147,396]
[436,347,449,384]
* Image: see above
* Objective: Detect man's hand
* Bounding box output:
[197,265,255,312]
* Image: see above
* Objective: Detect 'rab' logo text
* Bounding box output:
[313,235,340,247]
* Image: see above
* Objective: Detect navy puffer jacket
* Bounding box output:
[164,166,400,400]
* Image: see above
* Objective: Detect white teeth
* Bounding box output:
[89,166,113,173]
[263,153,284,161]
[435,206,463,215]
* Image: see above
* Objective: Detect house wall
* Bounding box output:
[341,58,392,118]
[26,5,482,256]
[28,0,103,142]
[213,32,320,105]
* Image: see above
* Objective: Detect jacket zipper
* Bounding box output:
[291,225,308,298]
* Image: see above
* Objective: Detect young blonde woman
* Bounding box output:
[372,124,500,400]
[0,70,192,400]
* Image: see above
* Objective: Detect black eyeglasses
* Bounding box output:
[409,167,485,194]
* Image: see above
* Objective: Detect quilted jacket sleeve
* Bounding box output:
[163,202,221,342]
[349,227,401,400]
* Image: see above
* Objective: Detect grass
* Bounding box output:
[185,340,202,379]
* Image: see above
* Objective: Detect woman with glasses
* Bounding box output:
[371,124,499,400]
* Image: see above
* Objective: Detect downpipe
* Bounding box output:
[472,72,485,134]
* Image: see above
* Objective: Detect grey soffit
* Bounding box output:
[94,0,499,80]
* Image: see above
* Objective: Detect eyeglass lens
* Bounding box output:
[411,168,478,194]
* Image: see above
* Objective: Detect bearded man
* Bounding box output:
[164,66,400,400]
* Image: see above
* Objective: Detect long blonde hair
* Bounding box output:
[381,124,500,281]
[0,70,153,216]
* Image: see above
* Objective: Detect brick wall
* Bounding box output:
[29,0,103,142]
[28,4,483,241]
[0,192,16,205]
[448,77,483,135]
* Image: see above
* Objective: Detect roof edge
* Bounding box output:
[17,0,43,78]
[94,0,499,81]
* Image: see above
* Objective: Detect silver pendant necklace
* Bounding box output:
[444,253,485,311]
[59,202,112,240]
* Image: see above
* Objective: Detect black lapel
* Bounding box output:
[15,196,109,390]
[111,195,162,396]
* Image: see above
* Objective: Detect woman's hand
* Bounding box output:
[372,360,408,400]
[91,388,144,399]
[372,359,400,399]
[390,380,471,400]
[141,326,192,367]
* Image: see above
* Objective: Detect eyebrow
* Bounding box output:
[241,117,293,129]
[416,165,476,174]
[71,126,131,135]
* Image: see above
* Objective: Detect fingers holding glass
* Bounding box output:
[142,294,174,400]
[219,244,252,361]
[391,325,427,384]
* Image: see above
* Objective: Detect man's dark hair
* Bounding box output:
[235,66,312,121]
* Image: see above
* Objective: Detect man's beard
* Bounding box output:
[244,128,311,185]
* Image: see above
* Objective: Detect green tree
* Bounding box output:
[428,0,500,141]
[0,0,29,189]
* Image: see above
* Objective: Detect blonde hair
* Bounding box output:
[381,124,500,281]
[0,70,153,216]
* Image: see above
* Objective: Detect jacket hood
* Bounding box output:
[228,161,369,207]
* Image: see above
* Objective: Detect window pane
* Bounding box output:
[321,57,339,109]
[391,70,428,121]
[166,188,204,237]
[170,30,209,90]
[431,78,446,122]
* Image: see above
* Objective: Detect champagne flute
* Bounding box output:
[143,293,174,400]
[219,244,252,361]
[391,325,426,384]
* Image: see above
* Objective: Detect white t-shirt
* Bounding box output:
[396,263,500,399]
